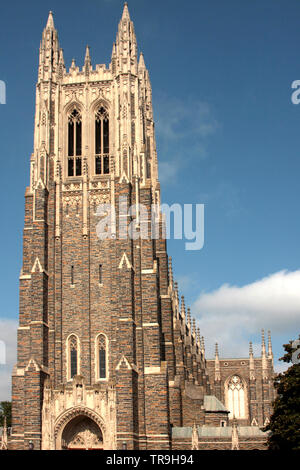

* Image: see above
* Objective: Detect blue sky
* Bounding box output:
[0,0,300,398]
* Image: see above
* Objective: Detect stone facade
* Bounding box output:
[10,4,274,450]
[206,336,275,428]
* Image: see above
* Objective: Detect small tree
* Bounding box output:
[265,337,300,450]
[0,401,11,428]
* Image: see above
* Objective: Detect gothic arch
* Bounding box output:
[89,97,111,114]
[54,406,106,450]
[66,333,81,381]
[90,100,111,176]
[224,374,248,420]
[63,102,83,178]
[94,333,109,381]
[64,100,83,115]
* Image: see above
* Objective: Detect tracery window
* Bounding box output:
[68,108,82,177]
[95,107,109,175]
[68,334,79,379]
[227,375,246,419]
[96,334,108,380]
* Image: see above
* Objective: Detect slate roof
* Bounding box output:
[203,395,229,412]
[172,426,267,439]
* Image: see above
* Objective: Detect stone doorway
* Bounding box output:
[61,415,104,450]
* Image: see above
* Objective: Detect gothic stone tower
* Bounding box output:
[11,5,210,450]
[11,5,274,451]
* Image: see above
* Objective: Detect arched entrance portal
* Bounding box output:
[61,415,103,450]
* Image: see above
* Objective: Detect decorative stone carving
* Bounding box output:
[42,377,116,450]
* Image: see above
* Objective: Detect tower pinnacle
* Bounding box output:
[46,11,55,29]
[214,343,220,381]
[84,45,91,65]
[267,330,273,359]
[39,11,60,82]
[261,329,266,356]
[122,2,130,20]
[139,52,146,70]
[215,342,219,359]
[113,2,138,75]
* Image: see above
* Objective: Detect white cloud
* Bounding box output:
[192,270,300,363]
[155,95,218,142]
[159,160,181,184]
[154,94,219,183]
[0,318,17,401]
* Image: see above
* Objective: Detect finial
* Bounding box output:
[122,2,130,20]
[197,327,201,344]
[85,45,91,63]
[46,11,55,29]
[59,48,64,64]
[268,330,273,358]
[249,341,253,357]
[201,336,205,356]
[168,256,173,287]
[192,318,196,336]
[181,296,186,321]
[139,52,146,70]
[261,329,266,355]
[215,342,219,358]
[70,58,76,71]
[187,307,191,326]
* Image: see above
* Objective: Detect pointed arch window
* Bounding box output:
[95,107,109,175]
[68,334,79,379]
[227,375,246,419]
[68,108,82,177]
[95,334,108,380]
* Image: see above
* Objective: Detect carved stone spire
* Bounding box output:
[39,11,60,82]
[168,256,173,288]
[215,342,219,359]
[267,330,273,360]
[261,329,268,379]
[181,296,186,320]
[70,58,76,72]
[215,343,220,381]
[197,327,201,346]
[249,341,255,380]
[174,281,179,307]
[46,10,54,29]
[187,307,191,327]
[84,45,91,74]
[201,336,205,357]
[261,329,266,356]
[138,52,146,71]
[58,48,65,78]
[114,2,138,75]
[192,318,196,337]
[122,2,130,20]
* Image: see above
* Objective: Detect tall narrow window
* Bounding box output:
[69,335,78,379]
[95,107,109,175]
[71,265,74,285]
[96,334,107,380]
[227,375,246,419]
[68,108,82,177]
[99,264,103,284]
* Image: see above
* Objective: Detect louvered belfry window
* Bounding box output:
[95,107,109,175]
[68,108,82,177]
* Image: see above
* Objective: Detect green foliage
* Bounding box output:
[0,401,11,428]
[265,337,300,451]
